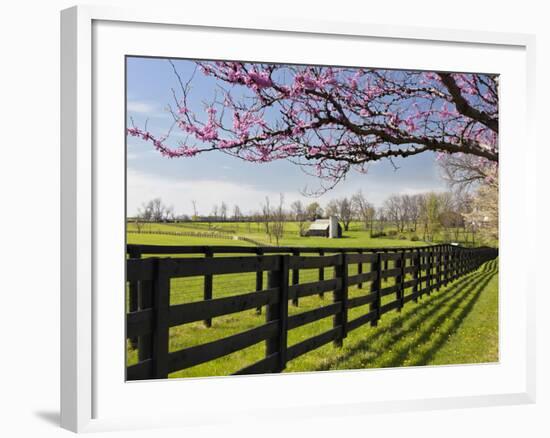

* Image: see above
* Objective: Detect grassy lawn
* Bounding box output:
[304,258,499,371]
[127,220,430,249]
[126,232,252,247]
[126,229,499,377]
[428,260,499,365]
[126,219,494,248]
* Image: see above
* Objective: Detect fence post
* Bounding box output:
[127,247,141,314]
[451,246,458,282]
[255,248,264,315]
[435,246,441,291]
[357,249,363,289]
[413,249,420,303]
[454,246,458,278]
[450,247,455,281]
[152,259,171,379]
[334,253,349,347]
[370,252,382,327]
[448,245,453,285]
[426,248,432,296]
[127,247,141,349]
[291,250,300,307]
[137,275,154,364]
[458,248,462,278]
[445,246,449,284]
[396,251,405,311]
[266,255,289,372]
[318,249,325,298]
[203,248,214,327]
[443,246,449,286]
[450,245,454,283]
[441,246,446,287]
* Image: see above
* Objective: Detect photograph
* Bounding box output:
[125,57,499,380]
[1,0,544,435]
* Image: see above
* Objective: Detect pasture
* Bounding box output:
[126,221,499,377]
[127,220,435,249]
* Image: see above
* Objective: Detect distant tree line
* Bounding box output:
[131,149,498,246]
[131,187,495,246]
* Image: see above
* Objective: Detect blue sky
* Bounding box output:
[126,57,447,217]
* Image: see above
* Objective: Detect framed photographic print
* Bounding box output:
[61,5,536,433]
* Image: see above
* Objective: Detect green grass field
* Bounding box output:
[308,259,499,371]
[127,220,435,249]
[126,220,499,377]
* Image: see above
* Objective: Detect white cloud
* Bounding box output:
[127,170,305,216]
[127,101,156,114]
[398,186,446,196]
[127,102,173,122]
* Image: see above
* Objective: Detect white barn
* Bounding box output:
[305,216,342,238]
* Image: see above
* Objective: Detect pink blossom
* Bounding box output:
[248,71,273,88]
[308,146,320,155]
[129,62,498,183]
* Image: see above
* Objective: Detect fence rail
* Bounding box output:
[127,229,235,240]
[126,244,498,380]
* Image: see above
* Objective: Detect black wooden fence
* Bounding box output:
[126,244,497,380]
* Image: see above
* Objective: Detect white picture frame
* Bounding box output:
[60,5,536,433]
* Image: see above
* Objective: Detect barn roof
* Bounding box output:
[308,219,330,231]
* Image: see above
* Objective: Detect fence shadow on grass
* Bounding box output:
[313,259,498,371]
